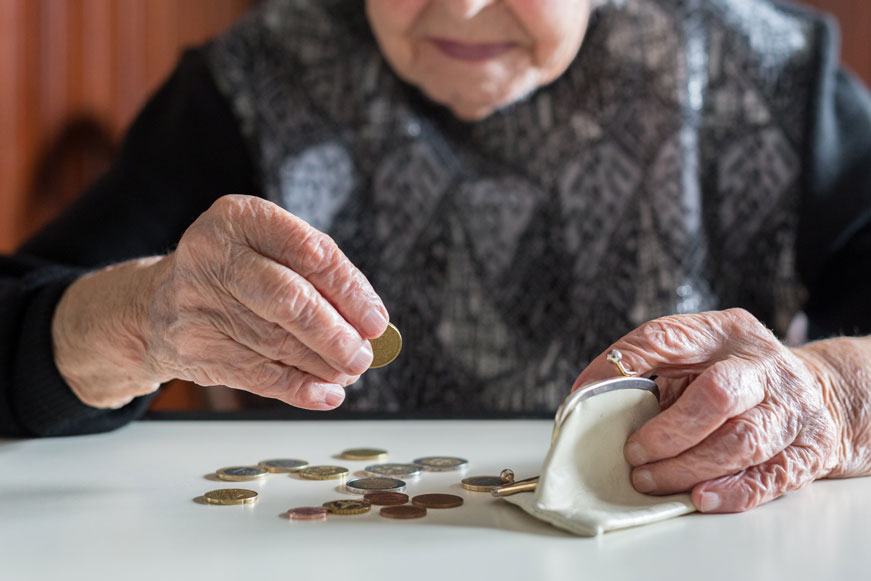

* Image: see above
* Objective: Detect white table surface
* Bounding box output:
[1,419,869,581]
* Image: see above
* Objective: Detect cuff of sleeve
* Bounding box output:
[12,268,153,437]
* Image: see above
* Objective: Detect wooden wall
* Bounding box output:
[0,0,254,252]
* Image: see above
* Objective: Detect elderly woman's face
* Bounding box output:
[366,0,593,120]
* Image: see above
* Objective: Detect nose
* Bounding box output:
[443,0,495,19]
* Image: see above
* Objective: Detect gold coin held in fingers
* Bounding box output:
[204,489,258,505]
[322,499,372,515]
[369,323,402,369]
[297,465,350,480]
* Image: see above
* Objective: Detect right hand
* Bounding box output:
[141,195,388,409]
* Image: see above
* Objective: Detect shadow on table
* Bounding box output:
[0,438,26,454]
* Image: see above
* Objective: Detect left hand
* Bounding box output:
[571,308,840,513]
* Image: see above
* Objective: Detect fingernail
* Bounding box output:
[697,491,720,512]
[324,386,345,407]
[361,309,387,337]
[625,442,648,466]
[633,469,656,493]
[350,343,373,372]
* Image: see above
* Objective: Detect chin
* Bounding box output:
[448,103,497,121]
[420,71,542,122]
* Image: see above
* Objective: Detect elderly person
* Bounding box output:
[1,0,870,515]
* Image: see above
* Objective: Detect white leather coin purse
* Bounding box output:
[496,377,696,536]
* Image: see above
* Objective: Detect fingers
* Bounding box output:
[209,301,357,386]
[629,403,799,494]
[222,247,374,376]
[691,442,821,513]
[571,308,770,391]
[218,196,388,339]
[181,335,348,411]
[624,358,766,465]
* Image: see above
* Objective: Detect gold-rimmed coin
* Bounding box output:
[461,476,505,492]
[322,500,371,515]
[339,448,388,462]
[363,492,409,506]
[364,463,421,478]
[215,466,268,482]
[411,494,464,509]
[380,505,426,519]
[369,323,402,368]
[258,459,309,473]
[297,465,350,480]
[203,489,258,505]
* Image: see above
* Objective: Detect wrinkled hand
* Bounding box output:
[571,308,841,513]
[143,195,388,410]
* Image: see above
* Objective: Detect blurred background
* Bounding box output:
[0,0,869,411]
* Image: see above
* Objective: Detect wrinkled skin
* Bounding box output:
[571,308,868,513]
[53,195,388,410]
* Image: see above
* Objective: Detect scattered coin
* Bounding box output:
[287,507,328,521]
[345,477,406,495]
[363,492,409,506]
[203,489,258,505]
[364,463,422,478]
[340,448,388,461]
[412,494,464,509]
[215,466,268,482]
[322,499,372,515]
[298,465,350,480]
[369,323,402,368]
[258,459,309,473]
[413,456,469,472]
[461,476,505,492]
[380,505,427,519]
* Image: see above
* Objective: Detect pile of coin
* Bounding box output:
[202,447,504,521]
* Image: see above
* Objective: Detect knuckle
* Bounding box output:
[322,327,360,366]
[635,316,693,355]
[720,417,764,459]
[278,283,321,328]
[295,229,342,277]
[698,371,741,412]
[250,362,287,391]
[732,479,767,512]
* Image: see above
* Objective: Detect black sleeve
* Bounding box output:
[0,49,259,437]
[798,17,871,339]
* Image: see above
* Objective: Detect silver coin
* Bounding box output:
[216,466,268,481]
[413,456,469,472]
[364,463,422,478]
[345,477,406,495]
[258,459,309,473]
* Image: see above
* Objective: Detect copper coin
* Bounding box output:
[287,506,328,520]
[363,492,410,506]
[411,493,464,509]
[380,505,427,519]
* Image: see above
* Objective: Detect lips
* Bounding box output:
[429,38,516,62]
